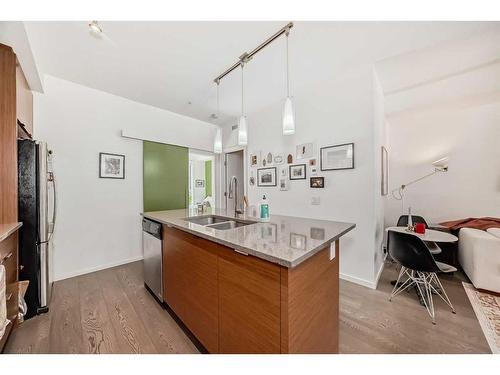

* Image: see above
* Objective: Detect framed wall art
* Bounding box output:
[99,152,125,179]
[310,176,324,188]
[257,167,277,187]
[250,151,261,167]
[296,142,314,160]
[289,164,306,180]
[320,143,354,171]
[279,178,289,191]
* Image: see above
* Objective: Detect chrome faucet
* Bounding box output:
[228,176,243,216]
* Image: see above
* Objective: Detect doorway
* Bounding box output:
[225,150,244,212]
[188,149,216,209]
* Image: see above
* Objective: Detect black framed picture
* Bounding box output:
[310,176,324,188]
[257,167,277,187]
[320,143,354,171]
[289,164,306,180]
[99,152,125,179]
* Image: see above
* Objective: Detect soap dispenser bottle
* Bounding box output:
[259,195,270,222]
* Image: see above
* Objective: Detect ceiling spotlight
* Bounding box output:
[89,21,103,34]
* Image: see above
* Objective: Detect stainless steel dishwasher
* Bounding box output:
[142,218,163,302]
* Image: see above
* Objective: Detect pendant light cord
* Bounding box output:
[216,81,220,118]
[286,31,290,97]
[241,63,245,116]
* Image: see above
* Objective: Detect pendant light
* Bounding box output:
[213,81,223,154]
[238,62,248,146]
[282,28,295,135]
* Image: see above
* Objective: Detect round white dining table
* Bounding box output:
[386,226,458,242]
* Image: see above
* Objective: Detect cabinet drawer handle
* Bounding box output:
[0,251,13,265]
[6,293,13,301]
[234,249,248,256]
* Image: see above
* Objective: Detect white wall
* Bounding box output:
[34,75,217,281]
[385,95,500,225]
[223,66,380,288]
[379,27,500,226]
[372,71,389,282]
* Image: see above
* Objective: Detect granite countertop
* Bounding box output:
[0,222,22,242]
[143,208,355,268]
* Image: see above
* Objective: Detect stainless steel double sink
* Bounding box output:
[182,215,257,231]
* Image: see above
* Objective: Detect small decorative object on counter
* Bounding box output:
[415,222,426,234]
[407,207,414,231]
[259,195,270,222]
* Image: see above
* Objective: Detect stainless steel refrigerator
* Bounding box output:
[18,139,56,319]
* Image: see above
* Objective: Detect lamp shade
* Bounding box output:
[213,127,222,154]
[432,156,449,171]
[282,96,295,135]
[238,116,248,145]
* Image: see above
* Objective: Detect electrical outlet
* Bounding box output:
[311,196,320,205]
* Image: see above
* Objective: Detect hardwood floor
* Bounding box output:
[4,260,490,354]
[5,261,198,354]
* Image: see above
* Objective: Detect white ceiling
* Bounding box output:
[24,21,498,125]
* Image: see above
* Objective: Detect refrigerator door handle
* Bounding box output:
[48,171,57,238]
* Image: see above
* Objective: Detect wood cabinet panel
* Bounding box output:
[0,44,18,224]
[161,226,340,354]
[0,231,19,353]
[162,226,219,353]
[281,241,339,353]
[218,248,281,353]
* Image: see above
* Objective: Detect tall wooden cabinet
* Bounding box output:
[0,44,18,223]
[0,43,22,353]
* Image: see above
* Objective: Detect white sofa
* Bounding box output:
[458,228,500,293]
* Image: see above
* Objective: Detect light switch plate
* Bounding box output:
[311,196,320,205]
[330,242,336,260]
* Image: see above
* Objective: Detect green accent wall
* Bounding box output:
[205,160,212,197]
[143,141,188,212]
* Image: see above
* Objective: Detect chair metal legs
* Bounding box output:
[389,267,456,324]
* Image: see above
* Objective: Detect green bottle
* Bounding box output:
[259,195,270,222]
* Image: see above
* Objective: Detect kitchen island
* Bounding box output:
[143,208,355,354]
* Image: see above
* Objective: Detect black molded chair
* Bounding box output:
[396,215,429,228]
[388,230,456,324]
[396,215,442,255]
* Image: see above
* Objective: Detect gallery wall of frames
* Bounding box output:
[249,142,354,191]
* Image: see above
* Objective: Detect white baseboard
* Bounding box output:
[373,253,388,289]
[340,273,377,289]
[53,255,144,282]
[340,254,387,290]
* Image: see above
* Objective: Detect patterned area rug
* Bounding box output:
[463,282,500,353]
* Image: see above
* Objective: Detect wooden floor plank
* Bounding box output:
[3,312,51,354]
[48,277,85,354]
[78,272,121,353]
[4,260,491,354]
[114,261,198,354]
[96,267,157,354]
